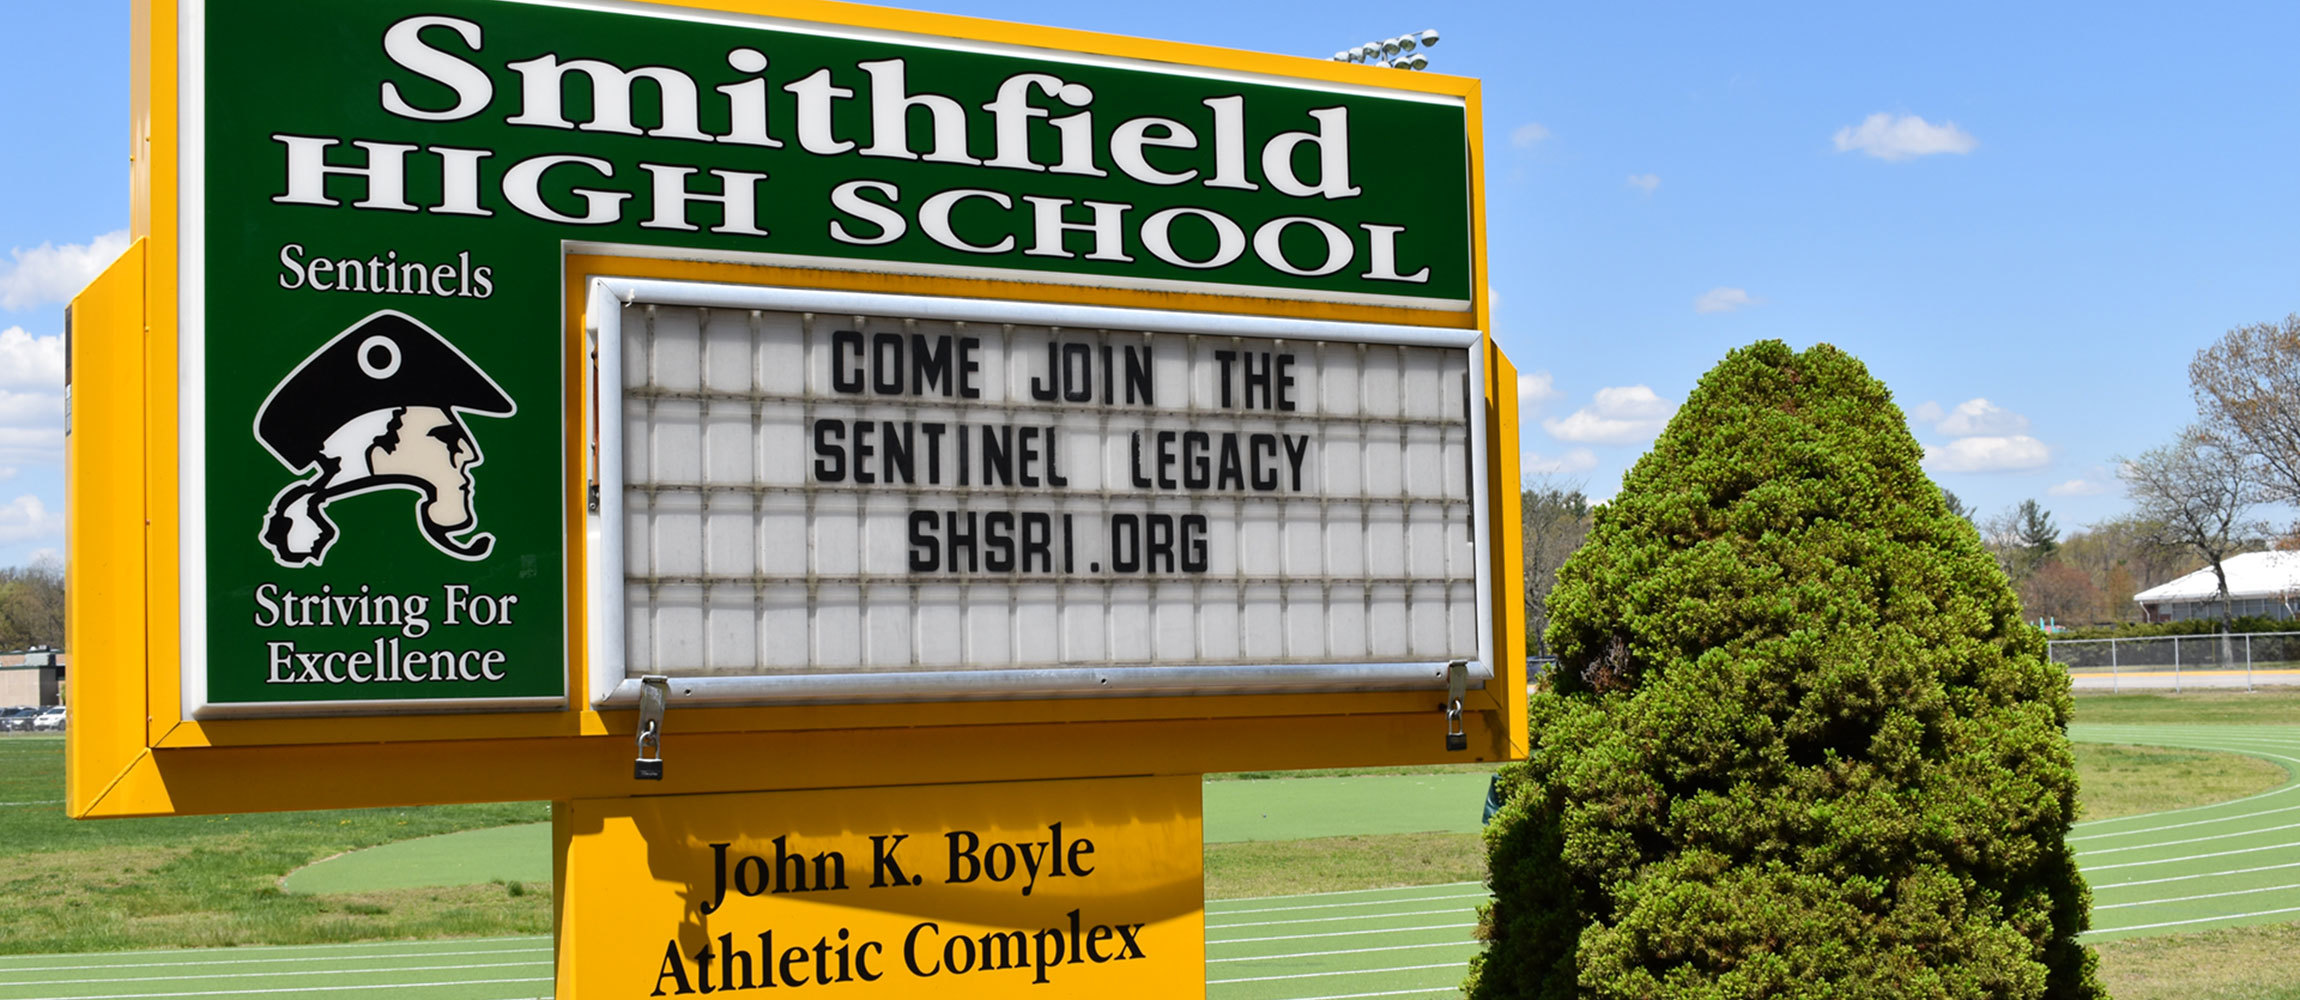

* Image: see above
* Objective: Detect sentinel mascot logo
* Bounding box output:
[255,310,516,566]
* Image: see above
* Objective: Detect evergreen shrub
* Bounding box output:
[1469,342,2098,999]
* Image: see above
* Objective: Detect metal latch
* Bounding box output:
[1445,660,1469,752]
[634,675,668,780]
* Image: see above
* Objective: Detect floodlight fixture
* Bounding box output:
[1333,29,1441,71]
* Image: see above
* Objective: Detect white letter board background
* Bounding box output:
[610,301,1480,680]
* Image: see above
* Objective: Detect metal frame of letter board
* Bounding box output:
[584,278,1495,709]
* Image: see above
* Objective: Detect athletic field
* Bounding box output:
[0,883,1502,1000]
[3,724,2297,998]
[2070,723,2300,940]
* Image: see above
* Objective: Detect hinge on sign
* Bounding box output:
[634,675,668,780]
[1444,660,1469,752]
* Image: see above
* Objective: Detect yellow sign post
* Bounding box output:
[70,0,1515,994]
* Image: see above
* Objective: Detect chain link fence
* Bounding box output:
[2047,631,2300,691]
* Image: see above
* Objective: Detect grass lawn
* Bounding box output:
[2072,688,2300,725]
[0,736,551,955]
[2071,742,2288,821]
[2094,923,2300,1000]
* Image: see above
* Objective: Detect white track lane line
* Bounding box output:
[1258,989,1457,1000]
[1211,893,1488,917]
[1209,881,1483,905]
[0,936,549,964]
[1211,907,1470,930]
[2,946,551,973]
[2075,819,2300,856]
[2083,838,2300,871]
[22,960,544,986]
[2093,859,2300,891]
[5,976,551,1000]
[1211,923,1476,946]
[2091,903,2300,935]
[2071,801,2300,842]
[1209,941,1480,964]
[2093,881,2300,911]
[1210,961,1466,985]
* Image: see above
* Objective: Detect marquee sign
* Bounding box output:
[169,0,1478,717]
[587,282,1489,706]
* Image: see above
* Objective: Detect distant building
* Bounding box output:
[0,647,65,707]
[2133,551,2300,623]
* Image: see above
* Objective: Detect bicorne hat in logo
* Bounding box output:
[254,310,516,567]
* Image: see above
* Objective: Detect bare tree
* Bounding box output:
[2192,313,2300,504]
[1521,478,1592,657]
[2018,560,2103,626]
[2061,517,2192,622]
[2119,429,2264,630]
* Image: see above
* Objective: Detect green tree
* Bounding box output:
[2017,499,2061,563]
[1940,488,1975,526]
[0,558,64,651]
[1522,480,1593,658]
[1469,342,2096,1000]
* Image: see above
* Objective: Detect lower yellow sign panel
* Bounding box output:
[557,775,1205,998]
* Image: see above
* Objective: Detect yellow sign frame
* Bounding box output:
[69,0,1523,819]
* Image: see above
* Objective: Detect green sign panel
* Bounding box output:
[186,0,1475,715]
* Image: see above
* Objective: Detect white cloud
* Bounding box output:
[0,328,64,391]
[0,230,130,311]
[1626,173,1660,194]
[1517,371,1561,411]
[1694,287,1760,314]
[0,328,65,462]
[1543,385,1676,445]
[0,391,61,429]
[1908,400,1945,424]
[1522,448,1598,476]
[1923,435,2051,473]
[0,494,62,544]
[2048,478,2110,497]
[1511,122,1551,148]
[26,546,60,565]
[1933,397,2029,437]
[0,428,60,460]
[1832,113,1978,162]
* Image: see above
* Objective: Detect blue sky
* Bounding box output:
[4,1,2297,566]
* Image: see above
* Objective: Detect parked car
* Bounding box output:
[29,707,65,732]
[0,707,37,732]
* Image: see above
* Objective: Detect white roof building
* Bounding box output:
[2133,551,2300,622]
